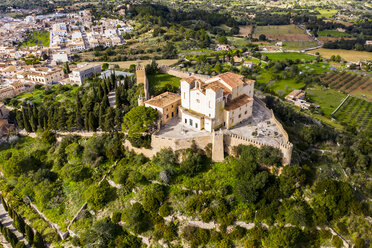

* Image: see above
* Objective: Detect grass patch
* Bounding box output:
[257,70,305,96]
[261,52,316,61]
[298,63,331,74]
[315,8,338,18]
[282,41,318,50]
[148,73,181,96]
[8,84,79,107]
[227,36,251,48]
[318,30,353,38]
[307,85,346,117]
[21,31,50,47]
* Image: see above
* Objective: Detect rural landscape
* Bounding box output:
[0,0,371,248]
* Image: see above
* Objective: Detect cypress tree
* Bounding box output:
[14,214,25,234]
[33,231,45,248]
[115,85,122,107]
[16,111,24,129]
[1,197,8,212]
[88,112,97,132]
[15,241,27,248]
[57,108,67,130]
[65,62,70,73]
[22,108,32,132]
[75,109,83,130]
[98,105,104,128]
[101,94,109,110]
[25,225,34,245]
[84,113,89,131]
[103,107,115,131]
[97,84,103,100]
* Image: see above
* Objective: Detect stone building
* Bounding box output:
[144,92,181,126]
[180,72,255,131]
[69,63,101,85]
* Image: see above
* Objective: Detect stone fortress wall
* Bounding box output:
[159,65,210,81]
[125,98,293,165]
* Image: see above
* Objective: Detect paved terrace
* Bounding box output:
[224,101,286,147]
[155,101,286,148]
[155,118,210,139]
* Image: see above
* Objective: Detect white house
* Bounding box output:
[180,72,255,131]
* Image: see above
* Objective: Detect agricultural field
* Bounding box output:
[20,31,50,47]
[261,52,316,61]
[308,48,372,62]
[333,96,372,131]
[320,72,372,101]
[236,25,253,37]
[253,24,311,41]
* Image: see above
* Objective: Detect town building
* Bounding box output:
[285,89,315,110]
[69,63,101,85]
[27,67,64,84]
[180,72,255,132]
[144,92,181,126]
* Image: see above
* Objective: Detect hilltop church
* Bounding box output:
[180,72,255,132]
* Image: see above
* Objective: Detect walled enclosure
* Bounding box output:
[124,100,293,165]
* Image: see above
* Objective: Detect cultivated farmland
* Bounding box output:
[308,48,372,62]
[333,96,372,131]
[253,25,311,41]
[237,25,253,37]
[320,72,372,101]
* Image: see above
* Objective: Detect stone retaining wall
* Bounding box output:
[159,66,210,81]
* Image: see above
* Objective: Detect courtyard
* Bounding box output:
[155,101,286,148]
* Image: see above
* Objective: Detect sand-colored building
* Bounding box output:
[144,92,181,126]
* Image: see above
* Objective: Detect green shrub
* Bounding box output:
[111,212,122,224]
[159,203,172,217]
[332,236,343,248]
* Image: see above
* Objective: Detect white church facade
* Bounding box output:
[180,72,255,132]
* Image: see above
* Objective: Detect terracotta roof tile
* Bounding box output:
[144,92,180,108]
[225,94,253,111]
